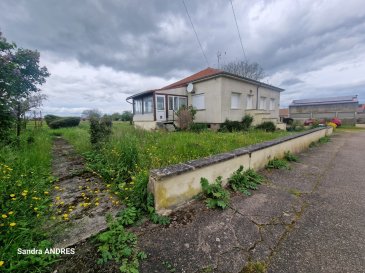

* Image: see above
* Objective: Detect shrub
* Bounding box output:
[48,117,80,129]
[176,106,196,130]
[241,114,254,130]
[90,115,112,146]
[327,122,337,128]
[228,166,263,196]
[200,176,230,209]
[189,123,208,132]
[44,114,60,126]
[286,120,304,132]
[266,157,289,169]
[255,121,276,132]
[220,119,243,132]
[331,118,341,127]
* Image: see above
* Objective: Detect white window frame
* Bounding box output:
[134,99,143,114]
[231,92,241,109]
[259,96,267,110]
[168,96,187,111]
[269,98,275,111]
[192,93,205,110]
[246,95,254,110]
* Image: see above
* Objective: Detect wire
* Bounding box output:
[182,0,209,67]
[229,0,247,62]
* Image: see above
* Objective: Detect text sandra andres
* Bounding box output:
[18,248,75,255]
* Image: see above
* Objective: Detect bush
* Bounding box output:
[220,119,242,132]
[284,151,298,162]
[255,121,276,132]
[90,115,112,146]
[44,114,59,126]
[48,117,80,129]
[189,123,208,132]
[241,114,254,130]
[176,106,196,130]
[286,120,304,132]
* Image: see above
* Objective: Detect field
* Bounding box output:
[0,121,291,272]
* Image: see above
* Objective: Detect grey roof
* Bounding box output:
[290,95,358,106]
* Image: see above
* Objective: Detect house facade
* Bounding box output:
[126,68,284,130]
[289,95,359,125]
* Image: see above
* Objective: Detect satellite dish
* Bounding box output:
[186,83,194,93]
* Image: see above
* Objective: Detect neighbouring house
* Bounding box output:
[289,95,359,125]
[357,103,365,124]
[126,67,284,130]
[279,108,289,122]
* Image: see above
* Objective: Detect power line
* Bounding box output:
[182,0,209,67]
[229,0,247,62]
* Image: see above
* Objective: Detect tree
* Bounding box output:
[111,112,122,121]
[81,109,102,120]
[222,60,265,81]
[0,32,49,138]
[120,111,133,122]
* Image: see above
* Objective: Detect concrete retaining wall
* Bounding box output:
[149,127,333,214]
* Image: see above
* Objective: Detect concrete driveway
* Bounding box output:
[268,130,365,273]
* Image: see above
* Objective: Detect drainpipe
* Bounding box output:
[256,84,260,110]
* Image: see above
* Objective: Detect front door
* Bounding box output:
[156,95,166,121]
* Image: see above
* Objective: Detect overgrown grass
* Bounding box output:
[59,121,290,170]
[0,128,56,272]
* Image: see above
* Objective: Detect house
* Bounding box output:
[126,67,284,130]
[289,95,359,125]
[279,108,289,122]
[357,103,365,124]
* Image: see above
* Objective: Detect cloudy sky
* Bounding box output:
[1,0,365,115]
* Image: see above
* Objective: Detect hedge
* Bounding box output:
[48,117,81,129]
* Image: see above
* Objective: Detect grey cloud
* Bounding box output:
[281,78,304,86]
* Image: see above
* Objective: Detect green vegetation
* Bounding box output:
[241,261,268,273]
[266,157,290,170]
[284,151,299,162]
[200,177,230,209]
[0,120,292,271]
[228,166,264,196]
[0,128,56,272]
[48,117,81,129]
[255,121,276,132]
[96,215,147,273]
[219,114,254,132]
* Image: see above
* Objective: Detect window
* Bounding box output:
[156,96,165,111]
[168,96,187,111]
[269,98,275,110]
[143,96,153,113]
[259,96,266,110]
[134,99,142,114]
[231,92,241,109]
[192,94,205,110]
[246,95,253,109]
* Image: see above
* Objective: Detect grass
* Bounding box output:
[56,121,290,170]
[0,122,292,272]
[0,128,57,272]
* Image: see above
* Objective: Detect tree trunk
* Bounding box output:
[16,103,21,137]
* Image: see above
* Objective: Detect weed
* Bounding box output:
[162,261,176,272]
[318,136,330,144]
[266,158,289,170]
[200,176,230,209]
[117,207,140,226]
[96,215,147,273]
[228,166,263,196]
[284,151,298,162]
[241,261,267,273]
[288,188,302,197]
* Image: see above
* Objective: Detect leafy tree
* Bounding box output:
[120,111,133,122]
[111,112,122,121]
[81,109,102,120]
[0,32,49,138]
[222,60,265,81]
